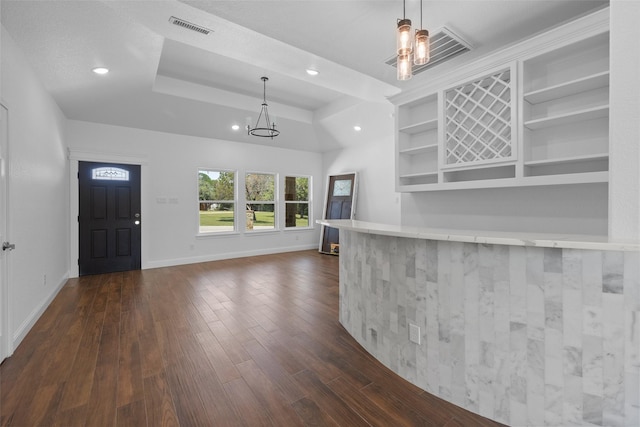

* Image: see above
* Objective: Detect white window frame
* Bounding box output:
[197,168,238,236]
[283,175,312,230]
[244,171,278,233]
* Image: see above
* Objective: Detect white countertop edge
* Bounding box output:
[316,220,640,252]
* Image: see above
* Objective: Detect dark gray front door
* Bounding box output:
[78,161,141,275]
[320,173,356,254]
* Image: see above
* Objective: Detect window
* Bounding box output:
[198,169,236,233]
[284,176,310,228]
[92,167,129,181]
[245,173,275,231]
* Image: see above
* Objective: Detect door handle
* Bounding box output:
[2,242,15,251]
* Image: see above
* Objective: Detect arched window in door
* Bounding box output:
[92,167,130,181]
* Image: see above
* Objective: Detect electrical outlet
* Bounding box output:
[409,323,421,345]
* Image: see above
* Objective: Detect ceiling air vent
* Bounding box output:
[169,16,212,35]
[386,27,471,75]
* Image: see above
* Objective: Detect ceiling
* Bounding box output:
[1,0,607,152]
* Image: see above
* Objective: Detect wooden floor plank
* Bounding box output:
[142,372,179,427]
[57,307,106,410]
[115,399,147,427]
[241,339,306,403]
[291,397,342,427]
[222,377,273,427]
[292,369,370,427]
[236,359,305,427]
[194,329,241,384]
[327,376,416,427]
[117,310,145,407]
[0,250,504,427]
[190,371,238,427]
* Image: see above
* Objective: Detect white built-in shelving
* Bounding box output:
[392,7,610,192]
[396,94,439,187]
[521,30,610,180]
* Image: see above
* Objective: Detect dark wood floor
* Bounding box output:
[0,250,503,427]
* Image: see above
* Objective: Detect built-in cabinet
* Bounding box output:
[393,8,610,192]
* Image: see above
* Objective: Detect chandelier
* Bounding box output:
[397,0,430,80]
[247,76,280,139]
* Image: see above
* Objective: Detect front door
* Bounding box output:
[78,161,141,275]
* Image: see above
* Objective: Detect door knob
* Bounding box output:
[2,242,15,251]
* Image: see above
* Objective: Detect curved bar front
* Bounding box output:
[319,220,640,427]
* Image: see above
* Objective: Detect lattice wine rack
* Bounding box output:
[444,68,513,167]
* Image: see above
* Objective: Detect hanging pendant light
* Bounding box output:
[414,0,430,65]
[397,0,413,71]
[396,0,412,80]
[247,76,280,139]
[397,19,412,56]
[414,29,430,65]
[395,0,431,80]
[397,53,413,81]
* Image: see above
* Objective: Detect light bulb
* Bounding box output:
[414,30,430,65]
[397,53,412,81]
[396,19,412,55]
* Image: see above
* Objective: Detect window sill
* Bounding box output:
[244,229,280,236]
[196,231,240,239]
[283,226,315,232]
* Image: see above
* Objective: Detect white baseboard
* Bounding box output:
[11,271,69,353]
[144,244,318,269]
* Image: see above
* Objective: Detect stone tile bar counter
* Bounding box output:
[317,220,640,427]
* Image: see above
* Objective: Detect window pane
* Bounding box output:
[200,203,235,232]
[199,170,234,202]
[285,203,309,228]
[92,167,129,181]
[285,176,310,228]
[199,170,235,233]
[284,176,309,201]
[245,173,275,202]
[246,203,275,230]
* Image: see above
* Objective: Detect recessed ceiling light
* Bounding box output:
[354,126,362,131]
[231,124,240,131]
[306,69,319,76]
[92,67,109,75]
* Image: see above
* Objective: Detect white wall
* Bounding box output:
[401,184,608,235]
[66,120,324,274]
[323,135,401,225]
[1,27,69,352]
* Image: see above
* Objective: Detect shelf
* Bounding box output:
[524,105,609,130]
[399,170,608,192]
[524,71,609,104]
[399,118,438,135]
[525,153,608,167]
[399,144,438,155]
[399,171,438,179]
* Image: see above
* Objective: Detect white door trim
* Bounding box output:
[67,148,148,277]
[1,102,12,361]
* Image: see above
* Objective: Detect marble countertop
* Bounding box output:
[316,219,640,251]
